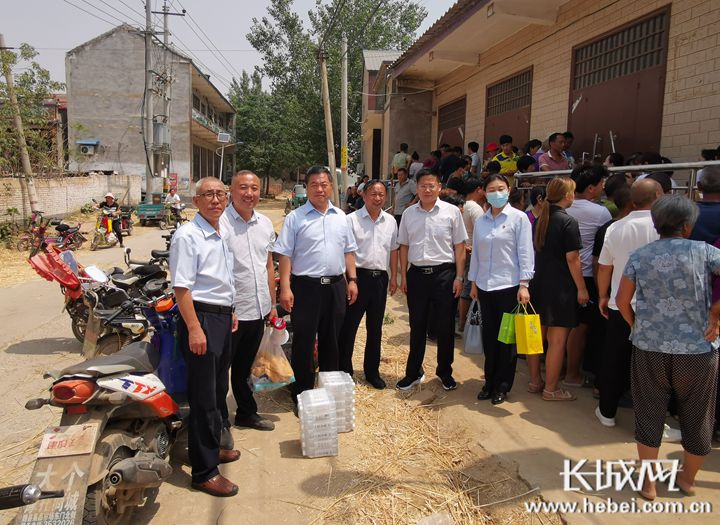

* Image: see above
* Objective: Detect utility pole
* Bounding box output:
[318,50,339,205]
[340,34,348,200]
[0,34,40,214]
[144,0,154,202]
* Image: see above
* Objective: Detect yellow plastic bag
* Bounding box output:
[515,303,544,355]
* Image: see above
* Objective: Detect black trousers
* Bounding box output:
[111,219,123,245]
[394,215,402,227]
[598,309,632,418]
[579,276,603,377]
[339,270,388,378]
[289,276,347,400]
[478,286,519,394]
[223,318,265,422]
[177,310,233,484]
[406,264,455,379]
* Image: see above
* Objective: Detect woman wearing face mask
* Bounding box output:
[529,176,588,401]
[469,175,534,405]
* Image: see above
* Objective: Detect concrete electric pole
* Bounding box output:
[144,0,154,202]
[0,33,40,214]
[340,34,348,199]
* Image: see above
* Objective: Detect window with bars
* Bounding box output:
[486,69,533,117]
[438,97,467,131]
[573,11,668,90]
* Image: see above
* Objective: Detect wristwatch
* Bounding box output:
[347,276,358,283]
[454,276,464,283]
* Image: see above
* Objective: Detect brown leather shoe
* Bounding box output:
[219,448,241,463]
[191,474,239,497]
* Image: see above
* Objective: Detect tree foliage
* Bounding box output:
[237,0,427,181]
[0,44,65,174]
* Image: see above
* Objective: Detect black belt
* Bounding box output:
[357,268,386,277]
[292,274,344,285]
[410,262,455,275]
[193,301,233,315]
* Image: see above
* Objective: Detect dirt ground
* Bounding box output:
[1,198,717,524]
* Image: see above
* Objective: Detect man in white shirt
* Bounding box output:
[275,166,359,405]
[170,177,240,497]
[458,178,485,332]
[397,171,468,391]
[565,165,612,387]
[220,171,277,432]
[595,179,662,426]
[338,180,399,389]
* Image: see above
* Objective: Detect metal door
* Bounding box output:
[438,97,466,148]
[568,9,669,162]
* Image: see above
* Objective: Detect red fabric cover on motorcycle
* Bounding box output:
[28,246,82,297]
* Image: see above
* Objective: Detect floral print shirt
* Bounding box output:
[623,238,720,354]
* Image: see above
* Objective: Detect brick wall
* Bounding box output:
[0,174,142,219]
[427,0,719,161]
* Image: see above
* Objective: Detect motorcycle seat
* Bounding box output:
[151,250,170,259]
[111,274,140,289]
[132,264,163,277]
[55,223,70,232]
[59,341,160,378]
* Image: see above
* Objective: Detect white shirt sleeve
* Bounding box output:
[273,212,295,257]
[451,207,469,245]
[170,232,197,290]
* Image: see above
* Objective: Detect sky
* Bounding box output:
[2,0,453,93]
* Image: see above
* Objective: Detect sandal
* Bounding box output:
[527,381,545,394]
[561,379,583,388]
[542,388,576,401]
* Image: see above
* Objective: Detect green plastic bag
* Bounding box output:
[498,304,521,344]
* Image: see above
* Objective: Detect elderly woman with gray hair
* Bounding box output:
[616,194,720,501]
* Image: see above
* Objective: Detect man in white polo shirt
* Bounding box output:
[220,170,277,432]
[595,178,662,427]
[397,171,467,391]
[339,180,399,389]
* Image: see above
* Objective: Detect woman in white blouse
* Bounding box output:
[469,174,535,405]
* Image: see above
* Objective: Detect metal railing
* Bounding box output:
[514,160,720,200]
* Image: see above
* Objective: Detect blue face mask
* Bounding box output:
[486,190,509,208]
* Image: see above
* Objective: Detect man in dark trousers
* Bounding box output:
[338,180,399,389]
[397,170,467,391]
[275,166,359,408]
[220,170,278,431]
[170,176,241,497]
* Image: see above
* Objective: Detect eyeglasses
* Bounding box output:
[197,191,227,201]
[419,184,438,191]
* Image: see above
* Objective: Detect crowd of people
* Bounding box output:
[168,135,720,500]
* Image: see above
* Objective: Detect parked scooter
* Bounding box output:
[119,206,134,236]
[90,208,119,251]
[18,290,187,525]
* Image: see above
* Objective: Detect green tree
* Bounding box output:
[0,44,65,174]
[245,0,427,176]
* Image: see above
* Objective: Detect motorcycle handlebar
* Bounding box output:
[0,484,64,510]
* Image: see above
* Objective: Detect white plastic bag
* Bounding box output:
[463,300,484,355]
[250,326,295,391]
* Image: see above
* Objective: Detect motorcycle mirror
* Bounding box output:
[25,398,48,410]
[85,265,109,283]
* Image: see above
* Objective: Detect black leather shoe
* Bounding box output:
[477,388,492,400]
[234,414,275,431]
[365,376,386,390]
[491,392,507,405]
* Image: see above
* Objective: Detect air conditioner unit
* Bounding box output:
[80,145,95,155]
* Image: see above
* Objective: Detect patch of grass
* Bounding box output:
[383,313,394,325]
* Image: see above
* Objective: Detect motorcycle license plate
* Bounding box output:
[38,423,98,458]
[16,425,98,525]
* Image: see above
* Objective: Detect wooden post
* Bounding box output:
[318,50,339,206]
[0,33,40,214]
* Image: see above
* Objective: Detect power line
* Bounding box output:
[170,34,232,91]
[319,0,347,50]
[95,0,145,26]
[174,0,241,80]
[76,0,137,27]
[343,0,390,60]
[61,0,116,27]
[117,0,146,19]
